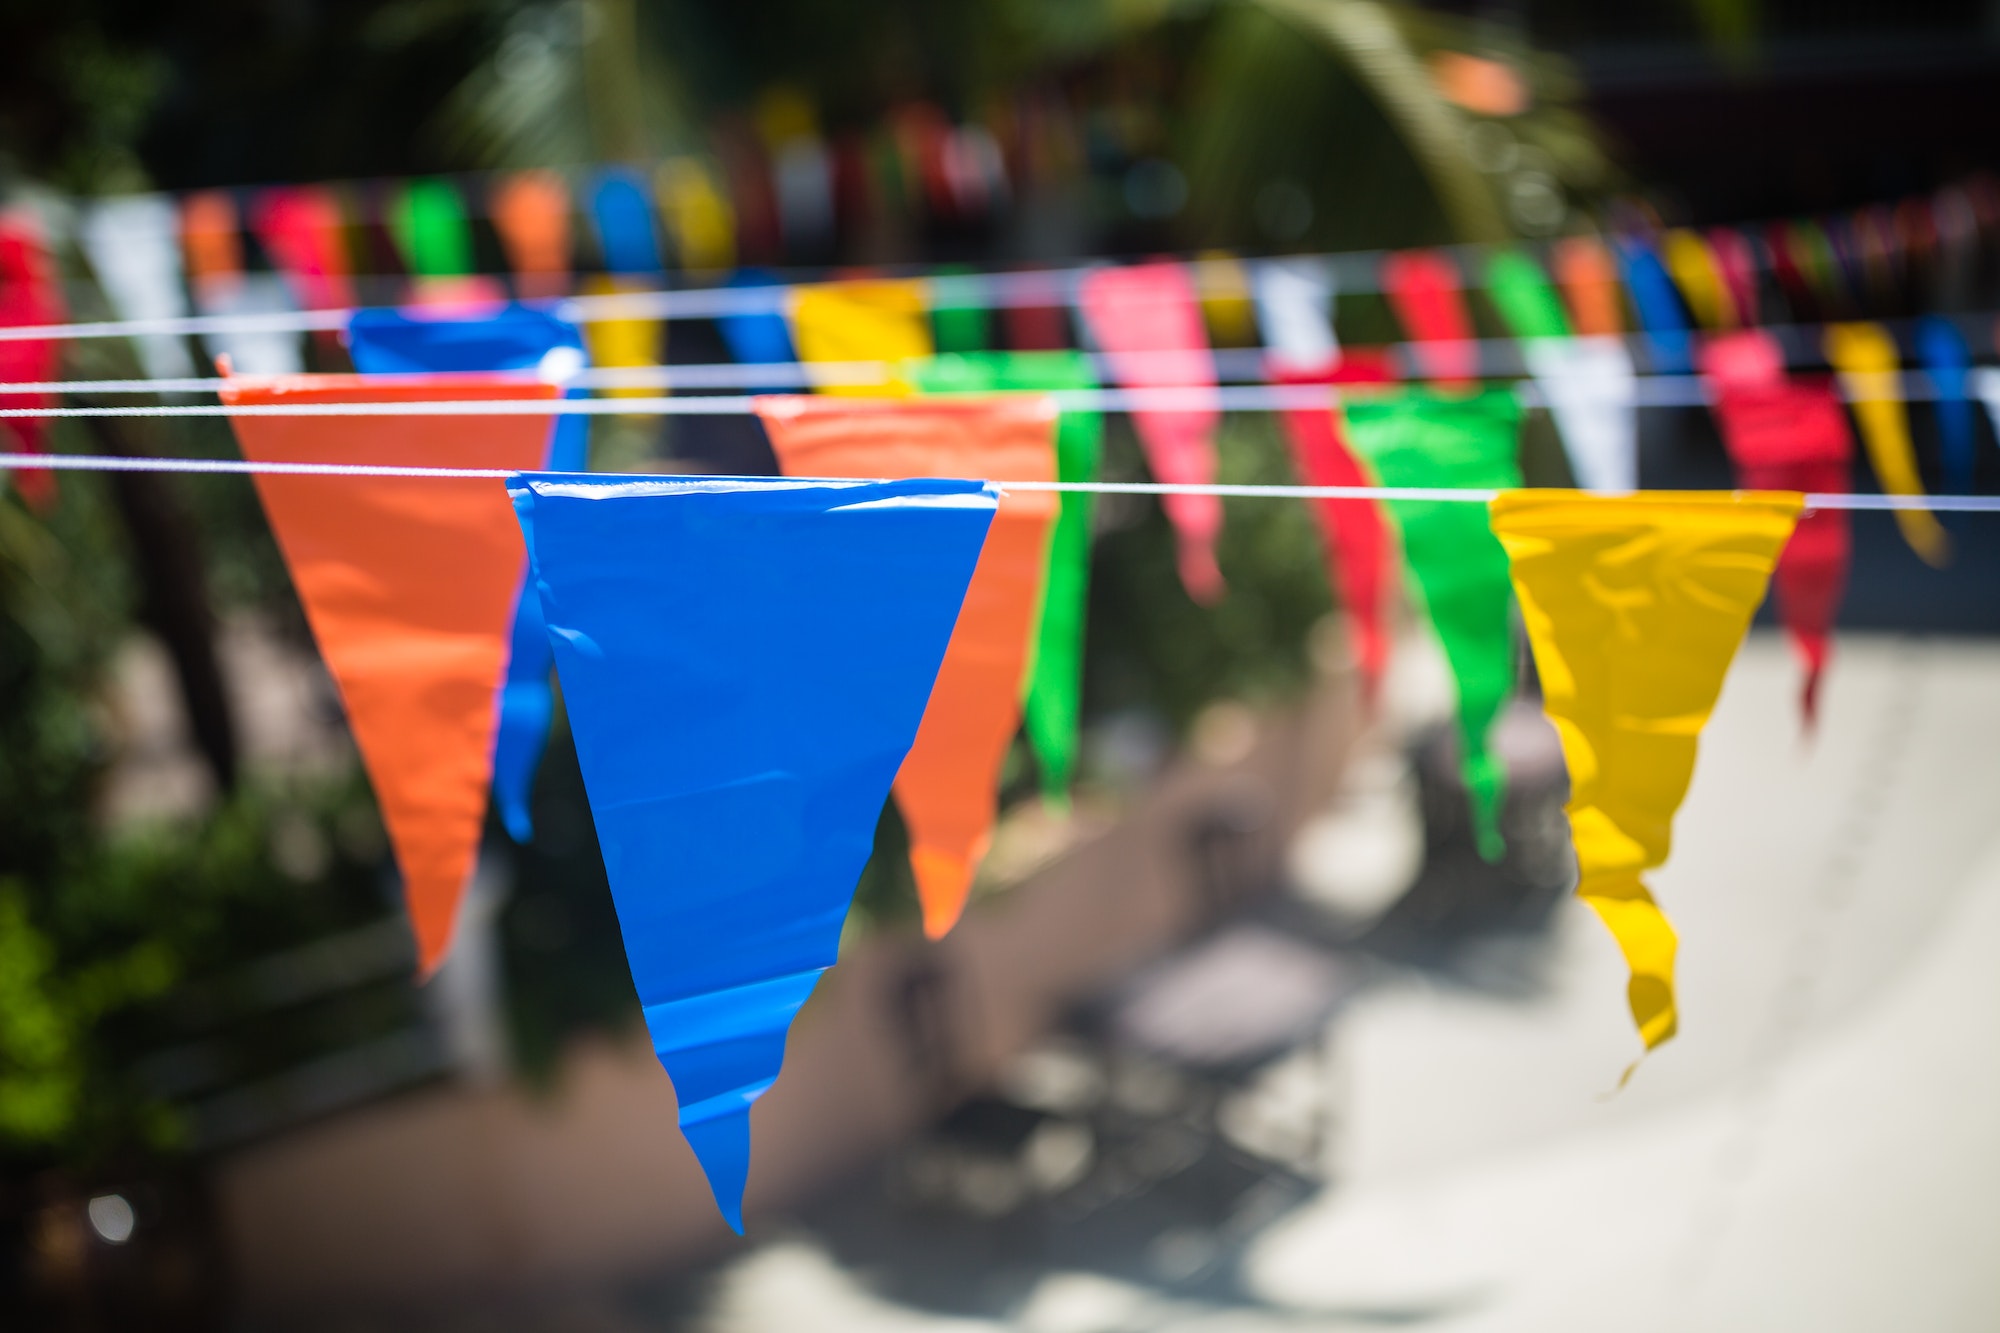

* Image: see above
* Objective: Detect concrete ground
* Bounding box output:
[678,632,2000,1331]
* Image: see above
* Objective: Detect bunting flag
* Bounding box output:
[788,279,933,396]
[1196,252,1258,347]
[1616,237,1694,374]
[1662,229,1735,330]
[180,192,305,377]
[78,194,197,381]
[1916,317,1976,494]
[1699,330,1853,727]
[1252,257,1340,370]
[589,170,664,275]
[581,275,661,402]
[1346,389,1523,858]
[250,186,356,312]
[219,375,560,974]
[1485,249,1638,492]
[909,351,1103,803]
[1380,249,1477,388]
[489,171,572,299]
[1489,490,1801,1058]
[390,179,476,284]
[930,265,991,354]
[346,305,589,843]
[717,269,798,377]
[1551,235,1625,338]
[1977,367,2000,447]
[1076,262,1226,603]
[0,210,65,509]
[755,396,1056,935]
[1269,356,1397,702]
[1824,322,1950,567]
[510,473,997,1230]
[1707,228,1760,326]
[656,158,737,274]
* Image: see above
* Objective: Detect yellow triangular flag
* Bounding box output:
[1489,490,1801,1059]
[1825,321,1949,568]
[788,279,933,396]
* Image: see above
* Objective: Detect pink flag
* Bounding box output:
[1381,250,1477,388]
[1078,262,1224,602]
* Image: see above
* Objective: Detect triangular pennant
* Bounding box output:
[0,211,65,509]
[1825,321,1949,567]
[1551,236,1625,338]
[589,170,664,275]
[755,396,1057,937]
[250,186,356,312]
[929,265,991,354]
[510,473,997,1230]
[1076,262,1226,602]
[1485,249,1639,492]
[490,171,572,299]
[718,269,798,373]
[1977,367,2000,448]
[390,179,476,284]
[789,279,933,396]
[1916,316,1976,494]
[1268,355,1397,702]
[78,194,197,381]
[655,158,737,274]
[909,352,1103,804]
[219,375,559,973]
[1196,251,1257,347]
[1252,257,1340,370]
[1345,389,1523,859]
[1381,250,1477,388]
[347,306,590,843]
[1615,238,1694,374]
[1489,490,1801,1059]
[1662,229,1735,330]
[1700,330,1854,726]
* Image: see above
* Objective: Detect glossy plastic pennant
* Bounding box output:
[1346,390,1523,858]
[909,352,1103,803]
[1381,249,1477,388]
[0,211,63,508]
[347,306,589,843]
[1916,316,1976,494]
[510,473,997,1230]
[1824,322,1949,567]
[788,279,933,396]
[1699,330,1853,727]
[1269,355,1397,702]
[1076,262,1226,602]
[756,396,1057,935]
[1490,490,1801,1062]
[220,375,559,974]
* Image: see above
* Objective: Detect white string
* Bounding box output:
[5,452,1996,512]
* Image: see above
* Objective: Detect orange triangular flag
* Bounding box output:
[754,395,1058,938]
[219,375,560,974]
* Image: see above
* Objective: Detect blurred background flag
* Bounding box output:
[1826,321,1949,567]
[77,194,197,380]
[0,208,63,508]
[1615,236,1695,374]
[509,472,998,1231]
[788,278,932,395]
[755,396,1057,938]
[1347,388,1523,860]
[219,374,559,975]
[1380,249,1476,389]
[1077,262,1226,603]
[1916,316,1976,495]
[489,170,573,299]
[1491,490,1802,1059]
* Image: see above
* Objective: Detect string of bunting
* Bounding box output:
[7,195,2000,1231]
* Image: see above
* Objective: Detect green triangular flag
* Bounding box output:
[930,265,991,354]
[392,179,475,279]
[1485,249,1572,341]
[912,351,1102,803]
[1346,388,1523,859]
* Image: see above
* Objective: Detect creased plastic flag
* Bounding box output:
[1916,317,1975,494]
[1269,356,1397,702]
[1252,257,1340,371]
[79,194,197,380]
[1381,249,1477,388]
[756,396,1057,936]
[1077,263,1225,603]
[490,171,572,299]
[511,472,997,1230]
[251,186,355,312]
[347,306,588,843]
[1490,490,1801,1060]
[219,375,559,974]
[1486,249,1638,492]
[1616,238,1694,374]
[1346,390,1523,858]
[1700,330,1853,727]
[909,352,1103,803]
[0,210,63,509]
[789,279,932,396]
[1824,321,1949,567]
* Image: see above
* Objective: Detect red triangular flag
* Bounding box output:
[0,210,66,509]
[1701,330,1853,727]
[220,375,559,972]
[1382,250,1478,388]
[1269,350,1398,702]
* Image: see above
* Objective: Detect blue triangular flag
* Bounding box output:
[590,170,664,275]
[1615,238,1694,375]
[349,304,589,843]
[1917,316,1974,494]
[508,473,998,1231]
